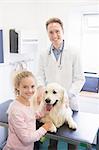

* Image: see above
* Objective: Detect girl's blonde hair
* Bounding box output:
[14,71,36,95]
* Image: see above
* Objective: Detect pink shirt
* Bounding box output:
[3,100,46,150]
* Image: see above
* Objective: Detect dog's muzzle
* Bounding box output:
[45,98,58,111]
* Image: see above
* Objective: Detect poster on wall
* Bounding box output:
[19,30,39,73]
[19,30,38,55]
[0,30,4,63]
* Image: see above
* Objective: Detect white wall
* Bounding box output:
[0,0,99,102]
[1,1,98,61]
[0,0,99,146]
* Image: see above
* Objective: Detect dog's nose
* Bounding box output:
[45,98,51,103]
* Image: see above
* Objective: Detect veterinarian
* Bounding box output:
[36,17,85,150]
[3,71,53,150]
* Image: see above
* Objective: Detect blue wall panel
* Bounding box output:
[0,30,4,63]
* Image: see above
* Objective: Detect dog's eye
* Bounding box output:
[53,90,57,94]
[45,90,48,94]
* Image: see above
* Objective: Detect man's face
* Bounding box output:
[47,22,64,47]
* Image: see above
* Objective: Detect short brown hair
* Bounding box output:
[46,17,64,30]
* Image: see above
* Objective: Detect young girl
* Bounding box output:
[3,71,52,150]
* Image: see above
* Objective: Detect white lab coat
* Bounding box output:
[37,45,85,111]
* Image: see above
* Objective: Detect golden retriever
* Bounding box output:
[38,82,77,132]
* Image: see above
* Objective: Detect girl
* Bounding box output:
[3,71,52,150]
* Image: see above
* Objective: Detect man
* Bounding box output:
[36,17,85,150]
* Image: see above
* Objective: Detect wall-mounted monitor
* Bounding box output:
[9,29,18,53]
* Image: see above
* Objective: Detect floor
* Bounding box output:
[39,138,96,150]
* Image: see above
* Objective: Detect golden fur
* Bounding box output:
[39,83,77,132]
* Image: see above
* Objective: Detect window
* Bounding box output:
[82,13,99,73]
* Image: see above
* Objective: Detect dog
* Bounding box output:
[38,82,77,132]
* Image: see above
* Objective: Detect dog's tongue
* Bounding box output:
[46,104,53,111]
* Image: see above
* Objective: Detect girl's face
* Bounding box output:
[17,76,36,100]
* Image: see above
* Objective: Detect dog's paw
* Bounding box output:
[50,125,57,133]
[68,121,77,130]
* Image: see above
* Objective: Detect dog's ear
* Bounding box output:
[61,88,69,108]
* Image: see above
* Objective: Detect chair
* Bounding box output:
[0,100,13,126]
[0,100,13,149]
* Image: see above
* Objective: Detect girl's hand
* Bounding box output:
[42,121,53,131]
[35,112,44,119]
